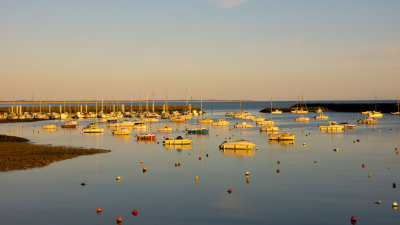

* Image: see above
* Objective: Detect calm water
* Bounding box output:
[1,102,400,225]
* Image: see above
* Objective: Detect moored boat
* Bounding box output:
[157,126,173,132]
[234,122,253,128]
[82,123,104,133]
[295,116,310,122]
[163,136,192,145]
[198,118,213,124]
[219,140,256,150]
[61,120,77,128]
[43,124,57,129]
[212,119,230,126]
[137,133,156,140]
[319,121,344,132]
[187,127,209,134]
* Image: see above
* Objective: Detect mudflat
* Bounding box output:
[0,134,110,172]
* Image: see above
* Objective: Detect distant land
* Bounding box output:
[260,103,400,113]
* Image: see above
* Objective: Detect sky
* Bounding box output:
[1,0,400,101]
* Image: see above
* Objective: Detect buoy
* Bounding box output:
[246,177,250,183]
[303,143,306,146]
[277,160,280,164]
[116,176,121,181]
[140,160,143,164]
[195,176,198,181]
[143,168,147,173]
[368,174,371,178]
[81,182,86,186]
[393,202,398,207]
[396,151,399,155]
[178,162,181,167]
[97,208,102,212]
[362,164,365,168]
[227,188,232,194]
[175,163,177,167]
[351,216,357,222]
[117,217,122,222]
[256,147,258,150]
[206,154,209,157]
[333,148,339,152]
[132,209,138,216]
[245,171,250,176]
[199,156,202,160]
[277,169,280,173]
[375,200,382,205]
[393,183,397,189]
[314,160,318,164]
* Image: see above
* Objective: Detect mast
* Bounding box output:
[200,93,203,116]
[152,91,155,113]
[270,98,273,121]
[297,96,299,110]
[145,92,148,113]
[239,100,242,112]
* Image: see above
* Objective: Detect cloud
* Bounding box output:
[210,0,250,9]
[294,33,309,47]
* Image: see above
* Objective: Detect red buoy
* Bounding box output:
[227,189,232,194]
[396,151,399,155]
[351,216,356,222]
[117,217,122,222]
[178,162,181,167]
[277,169,280,173]
[277,160,280,164]
[132,209,138,216]
[362,164,365,168]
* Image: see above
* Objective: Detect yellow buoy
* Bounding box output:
[368,174,371,178]
[245,171,250,176]
[116,176,121,181]
[140,160,143,164]
[195,176,198,181]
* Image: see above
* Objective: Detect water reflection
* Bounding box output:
[164,144,192,150]
[220,149,256,157]
[268,140,295,146]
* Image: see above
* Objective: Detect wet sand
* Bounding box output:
[0,134,110,172]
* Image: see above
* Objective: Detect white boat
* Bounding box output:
[368,111,383,118]
[163,136,192,145]
[219,140,256,150]
[212,119,230,126]
[295,115,310,122]
[107,121,135,128]
[315,113,329,120]
[316,108,323,113]
[256,120,274,126]
[291,96,308,114]
[82,123,104,133]
[271,109,283,114]
[251,117,265,122]
[391,97,400,115]
[319,121,344,132]
[234,122,253,128]
[132,122,146,129]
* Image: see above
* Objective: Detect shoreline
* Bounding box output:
[0,134,110,172]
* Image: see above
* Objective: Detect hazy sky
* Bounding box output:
[1,0,400,101]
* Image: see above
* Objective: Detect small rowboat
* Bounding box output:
[61,120,77,128]
[113,129,131,135]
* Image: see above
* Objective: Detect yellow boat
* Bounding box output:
[256,120,274,126]
[268,133,295,141]
[219,141,256,150]
[260,126,279,132]
[234,122,253,128]
[199,118,213,124]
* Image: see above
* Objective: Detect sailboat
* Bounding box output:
[391,97,400,115]
[291,96,308,113]
[260,98,279,132]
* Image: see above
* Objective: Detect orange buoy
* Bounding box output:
[277,160,280,164]
[227,189,232,194]
[117,217,122,222]
[246,177,250,183]
[396,151,399,155]
[178,162,181,167]
[97,208,102,212]
[132,209,138,216]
